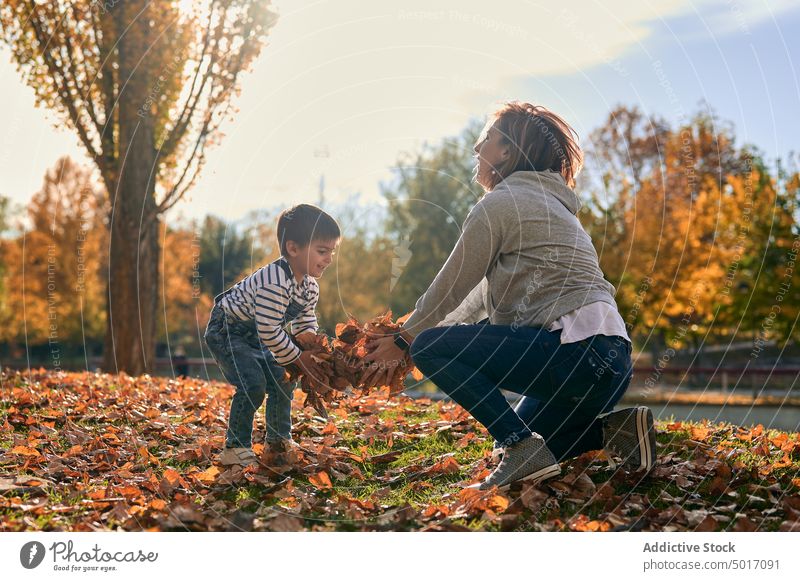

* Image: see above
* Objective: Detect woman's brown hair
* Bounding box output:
[484,101,583,190]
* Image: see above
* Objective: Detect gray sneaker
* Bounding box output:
[470,434,561,491]
[601,406,656,472]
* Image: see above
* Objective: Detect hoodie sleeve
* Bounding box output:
[402,201,501,337]
[437,278,488,326]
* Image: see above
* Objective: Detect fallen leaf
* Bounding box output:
[8,446,41,457]
[308,471,332,490]
[194,466,220,485]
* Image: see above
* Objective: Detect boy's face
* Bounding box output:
[287,238,339,278]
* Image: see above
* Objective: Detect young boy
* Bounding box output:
[204,204,340,466]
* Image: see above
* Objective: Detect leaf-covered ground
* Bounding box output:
[2,370,800,532]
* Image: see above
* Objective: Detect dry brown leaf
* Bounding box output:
[308,471,333,490]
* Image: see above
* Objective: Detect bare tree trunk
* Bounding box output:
[103,211,159,375]
[102,3,159,375]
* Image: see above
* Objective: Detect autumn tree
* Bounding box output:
[159,222,213,350]
[0,195,10,313]
[578,105,670,290]
[0,157,107,352]
[0,0,277,373]
[728,157,800,348]
[0,195,10,234]
[581,105,800,356]
[158,213,267,350]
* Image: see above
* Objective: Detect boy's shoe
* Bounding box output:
[601,406,656,472]
[266,438,299,453]
[263,438,300,466]
[218,447,259,467]
[469,434,561,491]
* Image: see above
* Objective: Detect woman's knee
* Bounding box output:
[409,327,449,361]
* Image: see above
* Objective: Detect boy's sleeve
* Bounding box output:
[291,292,320,336]
[254,284,302,366]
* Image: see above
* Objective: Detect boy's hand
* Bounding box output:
[294,350,332,393]
[293,331,317,347]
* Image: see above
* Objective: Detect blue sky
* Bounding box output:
[520,1,800,160]
[0,0,797,224]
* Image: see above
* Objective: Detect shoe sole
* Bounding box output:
[498,463,562,491]
[218,455,258,467]
[635,407,656,472]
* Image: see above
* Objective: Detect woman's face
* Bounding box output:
[473,120,510,190]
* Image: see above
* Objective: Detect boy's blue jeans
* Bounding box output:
[204,304,295,448]
[409,322,633,461]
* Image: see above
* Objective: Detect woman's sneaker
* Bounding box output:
[491,440,505,462]
[601,406,656,472]
[218,447,259,467]
[470,434,561,491]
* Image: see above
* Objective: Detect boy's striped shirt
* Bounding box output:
[218,257,319,365]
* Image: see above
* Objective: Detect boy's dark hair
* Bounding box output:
[277,204,340,256]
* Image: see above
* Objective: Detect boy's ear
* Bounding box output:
[285,240,298,257]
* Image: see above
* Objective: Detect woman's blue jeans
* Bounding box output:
[204,304,295,447]
[409,323,633,461]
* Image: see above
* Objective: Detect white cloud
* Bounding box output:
[693,0,797,38]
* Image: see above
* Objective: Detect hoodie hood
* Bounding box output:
[500,170,582,215]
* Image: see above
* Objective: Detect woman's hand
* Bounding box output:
[362,334,408,388]
[293,350,332,393]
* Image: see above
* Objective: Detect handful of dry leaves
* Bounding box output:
[285,311,422,417]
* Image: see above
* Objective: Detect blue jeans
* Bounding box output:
[409,323,633,461]
[204,304,295,447]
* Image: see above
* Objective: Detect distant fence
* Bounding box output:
[628,365,800,395]
[2,358,798,396]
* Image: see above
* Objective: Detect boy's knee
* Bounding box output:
[270,381,295,400]
[237,383,267,405]
[204,327,226,356]
[230,365,267,396]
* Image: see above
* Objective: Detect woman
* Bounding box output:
[364,101,655,491]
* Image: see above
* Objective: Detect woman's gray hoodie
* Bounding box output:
[402,169,618,336]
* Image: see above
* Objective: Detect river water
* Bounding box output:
[647,403,800,432]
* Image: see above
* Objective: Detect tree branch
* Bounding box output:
[88,3,119,188]
[156,0,218,161]
[27,3,102,164]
